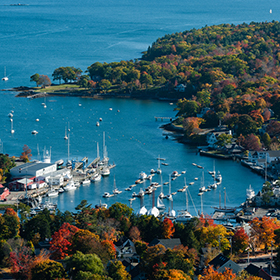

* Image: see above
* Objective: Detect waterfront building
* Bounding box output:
[248,150,280,166]
[10,162,57,178]
[206,126,232,148]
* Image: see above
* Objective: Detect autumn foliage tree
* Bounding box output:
[198,266,236,280]
[20,145,32,162]
[250,216,280,253]
[162,218,175,239]
[49,222,79,260]
[232,227,249,254]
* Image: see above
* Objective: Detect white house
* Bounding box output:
[248,150,280,165]
[206,126,232,148]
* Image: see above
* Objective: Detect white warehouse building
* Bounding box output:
[10,162,57,178]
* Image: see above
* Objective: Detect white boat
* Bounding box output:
[176,210,192,223]
[36,118,39,122]
[103,192,111,198]
[10,118,14,134]
[8,112,13,118]
[58,187,64,193]
[31,130,38,135]
[150,169,155,174]
[82,179,91,185]
[64,180,76,191]
[165,176,172,200]
[2,67,8,81]
[216,171,222,183]
[113,177,122,194]
[147,206,160,217]
[157,196,166,210]
[96,121,100,126]
[99,118,103,121]
[137,206,147,215]
[132,188,144,197]
[181,171,186,174]
[64,127,68,140]
[47,188,59,197]
[139,171,147,180]
[156,156,162,174]
[101,167,110,176]
[171,171,179,177]
[55,159,64,166]
[91,173,101,182]
[96,200,107,209]
[246,185,255,200]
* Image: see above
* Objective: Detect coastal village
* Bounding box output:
[4,20,280,279]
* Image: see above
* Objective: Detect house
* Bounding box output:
[223,143,245,155]
[10,161,57,178]
[114,236,137,258]
[208,253,241,274]
[148,238,181,249]
[248,150,280,166]
[0,184,10,200]
[197,107,211,118]
[245,264,272,280]
[206,126,232,148]
[174,84,186,92]
[9,178,34,191]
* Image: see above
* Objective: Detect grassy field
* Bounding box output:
[34,84,87,93]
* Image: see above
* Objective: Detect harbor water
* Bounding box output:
[0,93,264,215]
[0,0,275,214]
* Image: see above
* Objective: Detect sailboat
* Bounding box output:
[2,67,8,81]
[112,176,122,194]
[157,196,166,210]
[10,118,14,134]
[176,191,192,222]
[213,188,236,213]
[156,155,162,174]
[64,127,68,140]
[165,176,172,200]
[158,176,164,199]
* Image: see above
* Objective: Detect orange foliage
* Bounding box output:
[198,266,236,280]
[162,218,175,239]
[101,239,116,259]
[199,214,216,227]
[249,216,280,252]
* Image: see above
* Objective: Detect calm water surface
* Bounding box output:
[0,0,274,214]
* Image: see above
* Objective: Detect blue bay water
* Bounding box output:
[0,0,274,214]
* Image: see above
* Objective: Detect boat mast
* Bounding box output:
[97,142,99,159]
[224,188,226,209]
[201,193,203,215]
[67,133,70,162]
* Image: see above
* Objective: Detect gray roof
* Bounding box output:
[208,253,229,269]
[148,238,181,249]
[11,161,56,173]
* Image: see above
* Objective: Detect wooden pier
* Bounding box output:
[154,116,173,121]
[88,157,100,168]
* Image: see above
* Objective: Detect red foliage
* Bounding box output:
[9,246,34,280]
[49,223,79,260]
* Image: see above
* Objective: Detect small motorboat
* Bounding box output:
[96,121,100,126]
[31,130,38,135]
[82,179,91,185]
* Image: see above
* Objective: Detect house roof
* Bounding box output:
[17,178,33,185]
[267,150,280,158]
[245,264,272,280]
[208,253,229,269]
[115,236,129,247]
[11,161,56,173]
[148,238,181,249]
